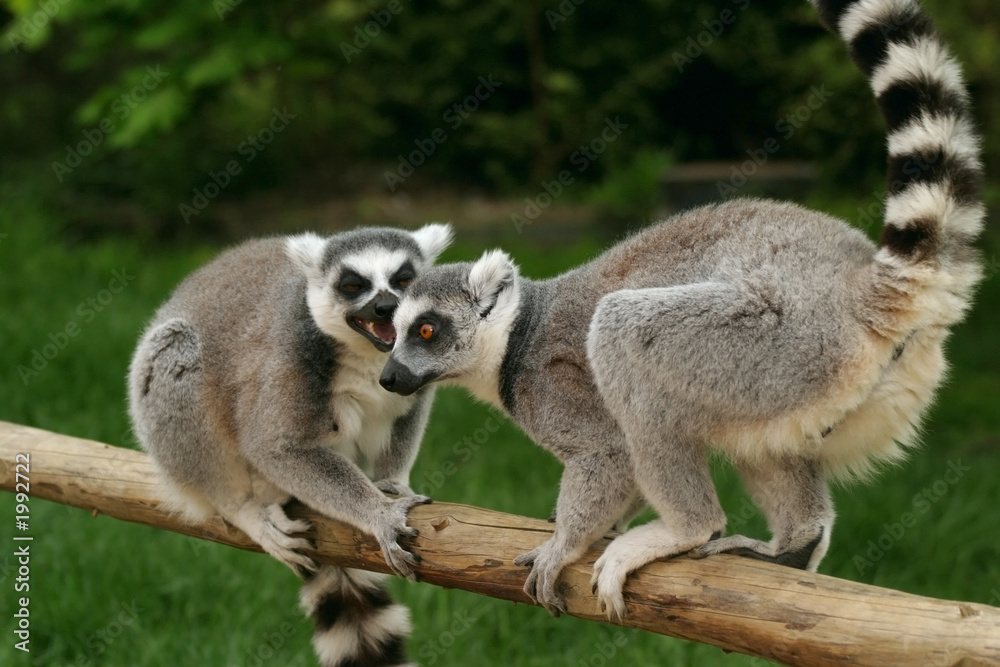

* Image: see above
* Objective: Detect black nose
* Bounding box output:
[379,358,427,396]
[379,371,396,391]
[373,292,397,319]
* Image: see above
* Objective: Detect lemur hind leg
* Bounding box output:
[546,491,644,534]
[690,456,833,571]
[588,282,801,619]
[589,429,725,621]
[612,493,647,533]
[131,318,317,577]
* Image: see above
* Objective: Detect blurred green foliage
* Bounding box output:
[1,0,998,222]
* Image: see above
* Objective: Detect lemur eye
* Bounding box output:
[391,262,416,288]
[419,323,435,340]
[338,271,369,294]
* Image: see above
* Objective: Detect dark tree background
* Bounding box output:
[1,0,997,230]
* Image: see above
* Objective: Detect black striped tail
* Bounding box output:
[300,566,413,667]
[811,0,984,291]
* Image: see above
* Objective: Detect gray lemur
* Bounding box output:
[379,0,983,621]
[128,223,452,666]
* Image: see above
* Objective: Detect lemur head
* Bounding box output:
[380,249,521,395]
[286,224,453,352]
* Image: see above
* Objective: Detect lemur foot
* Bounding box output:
[590,552,628,622]
[688,534,766,560]
[256,503,317,578]
[514,543,568,617]
[689,530,825,571]
[592,523,720,622]
[374,494,432,581]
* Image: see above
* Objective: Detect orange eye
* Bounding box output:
[397,279,411,287]
[419,323,435,340]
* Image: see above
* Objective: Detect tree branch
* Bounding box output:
[1,420,997,666]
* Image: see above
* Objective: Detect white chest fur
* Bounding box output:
[326,350,413,471]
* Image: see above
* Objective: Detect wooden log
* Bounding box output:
[1,420,997,666]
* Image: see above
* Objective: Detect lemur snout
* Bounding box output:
[380,358,428,395]
[350,291,400,349]
[372,291,398,319]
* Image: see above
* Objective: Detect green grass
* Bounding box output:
[1,179,998,667]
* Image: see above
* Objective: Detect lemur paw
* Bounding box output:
[374,479,418,497]
[374,494,432,581]
[590,552,628,622]
[514,545,568,617]
[258,504,318,578]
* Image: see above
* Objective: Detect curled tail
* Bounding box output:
[301,566,413,667]
[812,0,985,332]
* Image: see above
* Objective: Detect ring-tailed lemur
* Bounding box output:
[128,224,452,666]
[379,0,983,620]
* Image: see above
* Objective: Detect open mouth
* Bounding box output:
[349,316,396,351]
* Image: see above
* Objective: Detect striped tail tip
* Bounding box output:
[812,0,985,268]
[301,567,414,667]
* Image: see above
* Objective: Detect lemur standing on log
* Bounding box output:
[380,0,983,620]
[128,224,452,666]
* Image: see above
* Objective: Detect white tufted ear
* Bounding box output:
[285,233,327,282]
[468,249,518,317]
[411,223,454,266]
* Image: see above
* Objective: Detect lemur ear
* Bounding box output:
[468,249,518,318]
[412,223,454,266]
[285,233,327,282]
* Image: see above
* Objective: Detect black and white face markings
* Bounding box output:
[286,223,454,354]
[334,251,418,352]
[381,253,521,398]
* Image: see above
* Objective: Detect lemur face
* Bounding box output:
[330,250,416,352]
[285,224,453,353]
[382,251,519,394]
[380,283,470,394]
